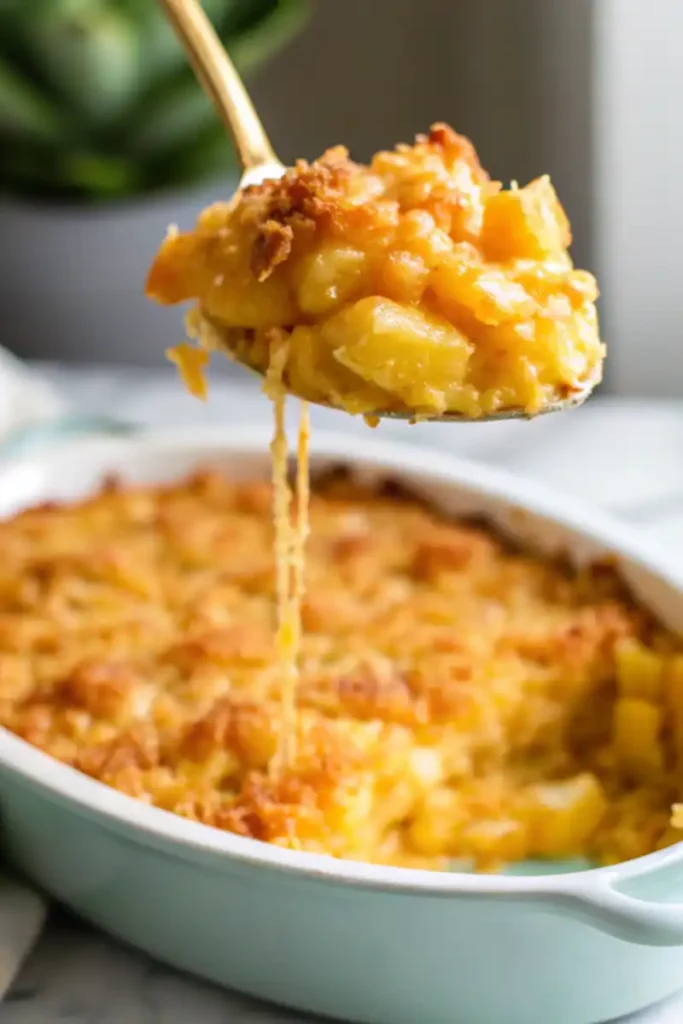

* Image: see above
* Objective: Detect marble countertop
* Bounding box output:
[5,911,305,1024]
[5,363,683,1024]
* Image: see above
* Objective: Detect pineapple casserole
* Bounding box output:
[146,124,604,421]
[1,467,682,872]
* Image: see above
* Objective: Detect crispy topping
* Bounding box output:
[0,470,676,869]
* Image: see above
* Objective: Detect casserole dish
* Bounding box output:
[1,423,683,1024]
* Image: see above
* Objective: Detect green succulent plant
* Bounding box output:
[0,0,309,202]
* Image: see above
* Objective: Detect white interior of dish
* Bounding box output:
[0,424,682,891]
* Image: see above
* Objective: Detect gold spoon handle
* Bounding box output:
[157,0,278,172]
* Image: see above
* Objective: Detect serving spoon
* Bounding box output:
[157,0,600,422]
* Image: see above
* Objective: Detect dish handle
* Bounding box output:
[553,851,683,946]
[0,416,135,459]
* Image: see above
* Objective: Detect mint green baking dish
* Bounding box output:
[1,423,683,1024]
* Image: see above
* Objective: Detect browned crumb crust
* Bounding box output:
[244,126,489,281]
[0,469,675,868]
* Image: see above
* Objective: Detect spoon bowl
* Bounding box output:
[365,390,595,422]
[157,0,602,424]
[230,345,600,422]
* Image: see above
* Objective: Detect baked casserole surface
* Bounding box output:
[0,468,680,872]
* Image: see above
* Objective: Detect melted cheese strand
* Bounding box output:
[290,399,310,663]
[169,332,310,775]
[269,390,297,772]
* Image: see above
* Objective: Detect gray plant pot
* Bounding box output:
[0,179,238,367]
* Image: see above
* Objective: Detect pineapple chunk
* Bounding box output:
[203,263,295,328]
[375,250,430,304]
[147,221,295,328]
[614,638,664,700]
[613,697,664,777]
[665,654,683,709]
[482,176,571,261]
[393,210,454,267]
[512,259,599,308]
[326,296,473,413]
[430,251,537,326]
[665,655,683,763]
[658,824,683,849]
[408,786,464,857]
[462,818,528,866]
[294,246,370,316]
[469,305,601,401]
[286,325,390,415]
[146,229,204,303]
[526,773,607,857]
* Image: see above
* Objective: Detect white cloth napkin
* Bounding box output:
[0,348,65,440]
